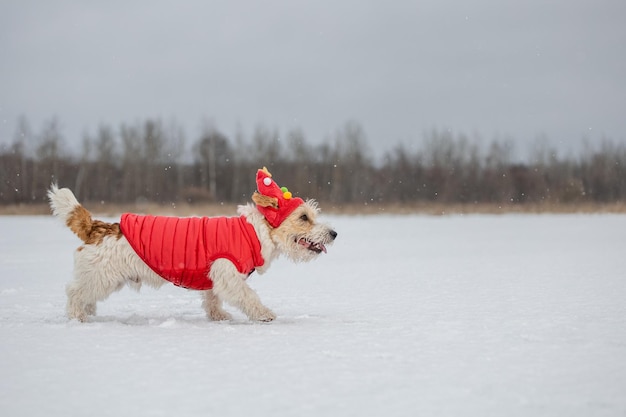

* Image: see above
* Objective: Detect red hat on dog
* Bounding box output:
[255,167,304,228]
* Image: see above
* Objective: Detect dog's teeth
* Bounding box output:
[297,238,327,254]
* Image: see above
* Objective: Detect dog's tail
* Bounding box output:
[48,184,120,244]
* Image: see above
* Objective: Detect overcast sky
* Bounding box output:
[1,0,625,158]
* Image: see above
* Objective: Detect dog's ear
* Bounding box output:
[252,191,279,209]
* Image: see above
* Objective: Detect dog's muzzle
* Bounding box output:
[297,230,337,254]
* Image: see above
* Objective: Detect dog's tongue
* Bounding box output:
[298,238,327,253]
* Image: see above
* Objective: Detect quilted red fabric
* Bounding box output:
[120,214,264,290]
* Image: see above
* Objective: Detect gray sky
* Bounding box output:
[1,0,625,158]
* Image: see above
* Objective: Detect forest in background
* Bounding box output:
[1,117,625,210]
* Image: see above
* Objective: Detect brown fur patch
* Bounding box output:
[67,205,122,244]
[252,192,279,209]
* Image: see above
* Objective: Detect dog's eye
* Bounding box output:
[300,214,309,222]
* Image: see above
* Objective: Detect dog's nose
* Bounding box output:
[329,230,338,240]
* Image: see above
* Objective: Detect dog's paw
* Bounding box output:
[85,303,97,316]
[67,306,88,323]
[208,309,233,321]
[252,308,276,322]
[68,313,88,323]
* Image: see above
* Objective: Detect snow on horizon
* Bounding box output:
[1,213,625,416]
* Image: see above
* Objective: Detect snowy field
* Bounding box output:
[1,213,625,417]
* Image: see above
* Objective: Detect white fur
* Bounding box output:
[47,183,80,222]
[49,186,336,323]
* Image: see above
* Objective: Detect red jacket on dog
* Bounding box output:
[120,214,264,290]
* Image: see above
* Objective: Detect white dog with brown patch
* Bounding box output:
[48,167,336,322]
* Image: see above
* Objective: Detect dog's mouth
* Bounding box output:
[297,237,327,254]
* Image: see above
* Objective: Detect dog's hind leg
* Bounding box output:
[209,259,276,322]
[66,281,96,322]
[66,269,124,322]
[202,289,232,321]
[66,240,128,322]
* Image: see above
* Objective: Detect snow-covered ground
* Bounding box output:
[1,213,625,417]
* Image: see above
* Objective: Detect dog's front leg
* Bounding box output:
[209,259,276,322]
[202,289,232,321]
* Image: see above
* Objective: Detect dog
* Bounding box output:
[48,167,337,322]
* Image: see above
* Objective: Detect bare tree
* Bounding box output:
[194,124,232,201]
[253,124,282,165]
[163,119,186,202]
[74,133,93,201]
[230,123,250,202]
[120,123,143,202]
[93,124,117,201]
[13,116,33,201]
[34,118,65,201]
[143,119,165,202]
[331,121,371,203]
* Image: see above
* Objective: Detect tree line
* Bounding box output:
[1,117,625,207]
